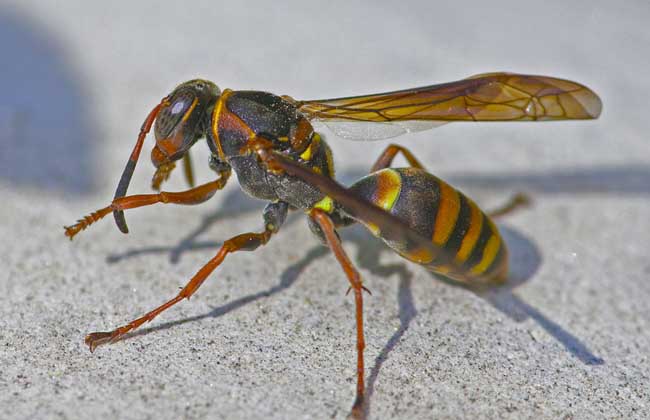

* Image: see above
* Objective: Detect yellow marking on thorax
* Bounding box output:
[433,182,460,245]
[470,233,501,275]
[300,133,321,161]
[375,169,402,211]
[211,89,233,161]
[455,199,483,262]
[313,196,334,213]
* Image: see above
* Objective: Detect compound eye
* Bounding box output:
[154,90,196,139]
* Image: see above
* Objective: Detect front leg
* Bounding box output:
[64,168,231,239]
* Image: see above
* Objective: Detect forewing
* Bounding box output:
[299,72,602,141]
[312,119,447,141]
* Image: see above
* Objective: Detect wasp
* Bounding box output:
[65,73,601,416]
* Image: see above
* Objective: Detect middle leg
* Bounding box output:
[487,192,530,218]
[371,143,425,172]
[84,201,288,351]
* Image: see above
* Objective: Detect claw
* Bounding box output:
[64,206,113,240]
[345,286,372,296]
[84,331,115,353]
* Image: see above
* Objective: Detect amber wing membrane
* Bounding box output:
[298,73,602,124]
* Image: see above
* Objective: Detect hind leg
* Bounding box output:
[371,144,424,172]
[371,144,529,218]
[487,192,531,218]
[310,209,369,418]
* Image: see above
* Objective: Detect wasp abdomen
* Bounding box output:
[348,168,507,283]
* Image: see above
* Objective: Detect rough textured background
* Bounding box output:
[1,1,648,419]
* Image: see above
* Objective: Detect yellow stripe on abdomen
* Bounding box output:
[432,181,460,246]
[455,199,483,263]
[470,233,501,275]
[374,169,402,211]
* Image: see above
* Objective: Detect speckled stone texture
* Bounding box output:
[1,1,648,419]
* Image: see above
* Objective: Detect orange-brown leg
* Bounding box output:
[371,143,425,172]
[371,144,530,219]
[487,192,531,219]
[150,151,197,190]
[84,226,276,352]
[310,209,368,418]
[182,152,195,188]
[64,171,230,240]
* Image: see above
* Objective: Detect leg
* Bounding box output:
[310,209,368,418]
[182,152,195,188]
[487,192,531,219]
[85,201,288,352]
[65,170,230,239]
[150,152,197,190]
[372,144,529,220]
[371,143,425,172]
[371,144,530,218]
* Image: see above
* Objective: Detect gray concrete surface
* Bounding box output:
[1,1,649,419]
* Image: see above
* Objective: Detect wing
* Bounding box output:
[310,119,447,141]
[298,72,602,141]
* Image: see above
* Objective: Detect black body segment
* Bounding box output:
[210,90,333,210]
[348,168,508,282]
[225,91,298,146]
[263,201,289,233]
[441,194,472,257]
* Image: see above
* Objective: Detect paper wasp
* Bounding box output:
[65,72,601,416]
